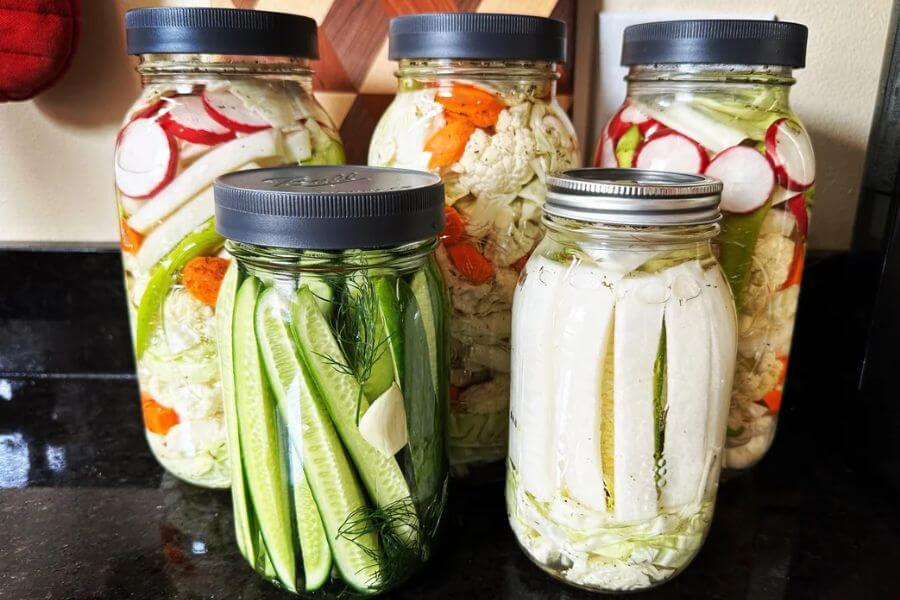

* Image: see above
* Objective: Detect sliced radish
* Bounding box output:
[115,118,178,199]
[634,132,709,173]
[202,89,271,133]
[593,135,618,168]
[159,96,236,145]
[608,102,651,142]
[705,145,775,214]
[766,118,815,191]
[786,194,809,239]
[642,121,669,140]
[131,99,165,121]
[127,128,282,234]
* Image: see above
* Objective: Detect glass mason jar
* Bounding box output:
[370,13,580,478]
[507,169,738,592]
[213,166,449,596]
[593,20,813,471]
[116,8,345,488]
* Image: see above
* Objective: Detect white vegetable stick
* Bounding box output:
[636,101,745,153]
[135,162,262,271]
[661,261,712,509]
[553,263,619,512]
[128,129,281,234]
[509,256,564,502]
[119,194,145,217]
[613,274,666,522]
[701,265,738,488]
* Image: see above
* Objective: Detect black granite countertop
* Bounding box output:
[0,250,897,600]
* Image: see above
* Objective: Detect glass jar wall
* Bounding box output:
[593,20,812,471]
[116,8,345,488]
[507,169,737,592]
[369,13,580,477]
[214,166,449,596]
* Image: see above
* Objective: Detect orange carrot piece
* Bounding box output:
[182,256,230,306]
[762,388,782,413]
[425,113,475,169]
[780,243,805,290]
[436,83,504,128]
[441,205,467,246]
[447,242,494,285]
[119,217,143,254]
[141,392,180,435]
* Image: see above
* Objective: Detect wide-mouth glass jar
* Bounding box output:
[507,169,737,592]
[593,20,812,471]
[369,13,580,478]
[213,166,449,596]
[116,8,345,488]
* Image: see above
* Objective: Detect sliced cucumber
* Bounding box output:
[215,263,255,560]
[232,277,296,592]
[255,288,332,591]
[290,287,418,546]
[410,271,438,397]
[373,277,405,386]
[135,218,223,357]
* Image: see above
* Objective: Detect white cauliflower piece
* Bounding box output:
[162,287,216,353]
[463,343,510,373]
[452,311,512,345]
[458,374,511,415]
[368,88,443,170]
[732,349,782,405]
[452,124,536,197]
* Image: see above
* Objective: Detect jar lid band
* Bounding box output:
[125,8,318,58]
[214,166,445,250]
[389,13,566,62]
[622,20,807,68]
[546,168,722,227]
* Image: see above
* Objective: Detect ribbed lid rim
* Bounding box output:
[125,8,318,58]
[546,168,722,226]
[389,12,566,61]
[214,166,445,249]
[621,19,808,67]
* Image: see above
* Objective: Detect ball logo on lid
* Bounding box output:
[263,171,368,189]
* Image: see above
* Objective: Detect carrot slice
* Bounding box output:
[447,242,494,285]
[780,242,805,290]
[119,217,143,254]
[426,113,475,169]
[762,388,782,413]
[182,256,230,306]
[436,83,504,128]
[441,205,467,245]
[141,392,180,435]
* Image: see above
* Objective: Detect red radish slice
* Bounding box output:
[705,145,775,214]
[202,89,271,133]
[132,99,165,121]
[159,96,236,145]
[786,194,809,239]
[594,135,618,168]
[115,118,178,199]
[608,102,651,142]
[634,132,709,173]
[766,118,815,191]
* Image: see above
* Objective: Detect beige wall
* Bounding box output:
[0,0,893,249]
[573,0,894,250]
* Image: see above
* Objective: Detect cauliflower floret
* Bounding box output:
[452,124,536,197]
[452,311,512,345]
[732,349,782,405]
[163,287,216,353]
[738,283,800,359]
[463,343,510,373]
[435,246,516,316]
[457,374,511,415]
[740,233,795,317]
[485,219,542,266]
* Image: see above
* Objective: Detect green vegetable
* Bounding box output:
[290,287,418,546]
[232,277,296,592]
[718,199,773,303]
[135,218,223,357]
[215,263,255,560]
[255,286,375,592]
[615,125,641,168]
[373,277,405,386]
[652,323,667,491]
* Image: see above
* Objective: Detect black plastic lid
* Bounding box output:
[125,8,318,58]
[389,12,566,62]
[622,20,807,67]
[214,166,445,250]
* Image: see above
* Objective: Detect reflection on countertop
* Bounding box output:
[0,250,898,599]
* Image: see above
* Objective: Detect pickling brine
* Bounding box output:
[117,8,345,488]
[371,13,579,477]
[507,169,736,592]
[594,20,812,471]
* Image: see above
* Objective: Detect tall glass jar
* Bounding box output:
[508,169,737,592]
[116,8,345,488]
[593,20,812,471]
[213,166,449,596]
[369,13,580,478]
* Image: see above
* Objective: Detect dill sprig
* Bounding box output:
[338,498,426,593]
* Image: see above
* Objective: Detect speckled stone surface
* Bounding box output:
[0,251,897,599]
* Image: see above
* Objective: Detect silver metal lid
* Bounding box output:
[546,168,722,226]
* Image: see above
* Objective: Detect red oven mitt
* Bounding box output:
[0,0,80,102]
